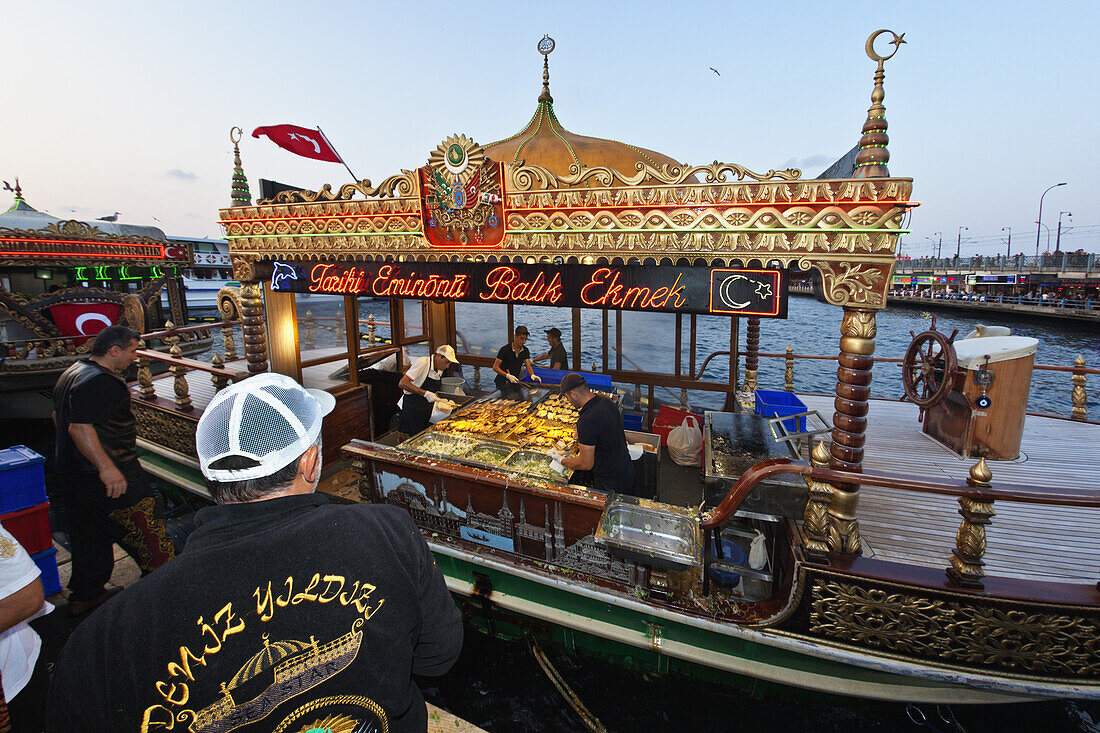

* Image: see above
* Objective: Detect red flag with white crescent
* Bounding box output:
[252,125,342,163]
[49,302,121,345]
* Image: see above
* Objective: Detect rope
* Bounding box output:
[526,634,608,733]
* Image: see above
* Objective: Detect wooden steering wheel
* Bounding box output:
[901,317,958,414]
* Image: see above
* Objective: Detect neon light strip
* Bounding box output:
[2,250,167,259]
[226,227,909,242]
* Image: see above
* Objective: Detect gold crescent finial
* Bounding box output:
[230,126,243,145]
[865,29,905,64]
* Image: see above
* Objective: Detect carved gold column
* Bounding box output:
[136,339,156,400]
[240,281,269,375]
[802,441,833,562]
[169,341,193,412]
[784,345,795,392]
[1071,354,1087,421]
[947,459,996,588]
[827,308,877,554]
[741,317,760,392]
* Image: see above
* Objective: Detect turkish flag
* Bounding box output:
[50,302,121,346]
[252,125,342,163]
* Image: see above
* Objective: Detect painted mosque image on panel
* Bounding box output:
[375,470,639,586]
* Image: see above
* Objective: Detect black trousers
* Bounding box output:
[60,462,175,602]
[3,650,48,732]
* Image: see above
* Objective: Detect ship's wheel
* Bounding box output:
[901,316,958,420]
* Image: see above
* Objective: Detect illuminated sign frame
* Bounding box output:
[270,260,787,317]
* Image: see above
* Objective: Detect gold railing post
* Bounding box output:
[304,310,315,350]
[1071,354,1088,421]
[168,341,193,412]
[473,365,481,391]
[947,459,996,588]
[222,324,238,361]
[802,441,834,562]
[785,345,795,392]
[136,339,155,400]
[367,314,377,344]
[210,353,229,392]
[634,382,643,409]
[741,317,760,392]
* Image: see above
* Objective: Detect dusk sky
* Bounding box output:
[5,1,1097,257]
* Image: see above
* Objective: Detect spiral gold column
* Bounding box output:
[826,307,877,554]
[741,317,760,393]
[240,281,269,375]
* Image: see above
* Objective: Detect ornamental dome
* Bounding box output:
[483,41,683,184]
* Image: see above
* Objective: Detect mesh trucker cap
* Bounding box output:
[196,373,336,482]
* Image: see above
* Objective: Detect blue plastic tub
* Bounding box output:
[0,446,47,514]
[525,367,613,388]
[754,390,807,433]
[31,547,61,597]
[708,538,748,587]
[622,411,644,431]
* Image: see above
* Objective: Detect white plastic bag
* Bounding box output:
[667,416,703,467]
[748,530,767,570]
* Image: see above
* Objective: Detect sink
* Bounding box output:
[594,494,702,571]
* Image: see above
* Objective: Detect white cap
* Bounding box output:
[196,373,336,482]
[435,344,459,364]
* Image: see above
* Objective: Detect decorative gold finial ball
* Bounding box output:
[969,457,992,486]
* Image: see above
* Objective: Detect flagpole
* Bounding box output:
[316,127,359,183]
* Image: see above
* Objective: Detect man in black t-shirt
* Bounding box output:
[492,325,541,395]
[558,373,634,493]
[52,325,175,617]
[533,327,569,370]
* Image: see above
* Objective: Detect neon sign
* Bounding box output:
[272,260,787,317]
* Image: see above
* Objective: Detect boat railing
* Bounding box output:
[700,456,1100,594]
[297,312,392,350]
[0,320,211,363]
[887,292,1098,310]
[133,319,246,411]
[894,252,1099,274]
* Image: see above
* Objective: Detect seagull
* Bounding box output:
[709,67,721,76]
[97,211,120,222]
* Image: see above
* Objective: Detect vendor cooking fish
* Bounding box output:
[492,325,541,396]
[553,373,634,494]
[397,344,460,434]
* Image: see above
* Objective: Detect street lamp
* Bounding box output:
[1056,211,1072,253]
[955,226,968,259]
[1002,226,1011,257]
[1035,182,1067,257]
[924,231,942,260]
[1035,221,1051,252]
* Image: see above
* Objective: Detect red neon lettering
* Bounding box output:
[480,267,563,304]
[309,264,366,294]
[580,269,686,310]
[371,265,469,300]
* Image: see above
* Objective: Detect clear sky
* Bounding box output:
[4,1,1097,257]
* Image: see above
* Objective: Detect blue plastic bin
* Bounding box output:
[526,367,613,388]
[708,538,748,587]
[622,411,644,431]
[31,547,61,597]
[0,446,47,514]
[754,390,807,433]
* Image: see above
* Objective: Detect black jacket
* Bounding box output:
[47,494,463,732]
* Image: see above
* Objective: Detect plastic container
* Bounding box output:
[622,411,644,431]
[439,377,466,395]
[0,446,47,514]
[31,547,61,597]
[754,390,807,433]
[651,405,703,446]
[526,367,613,388]
[0,503,52,555]
[708,538,748,587]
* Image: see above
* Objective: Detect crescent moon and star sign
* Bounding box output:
[865,29,905,68]
[709,270,782,316]
[75,312,114,335]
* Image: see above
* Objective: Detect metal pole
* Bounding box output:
[1035,182,1067,258]
[1056,211,1071,253]
[316,127,360,183]
[955,226,967,259]
[1002,226,1011,258]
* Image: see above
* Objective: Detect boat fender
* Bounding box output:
[748,531,767,570]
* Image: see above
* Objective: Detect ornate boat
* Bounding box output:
[133,32,1100,704]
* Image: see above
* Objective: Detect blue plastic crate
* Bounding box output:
[31,547,61,597]
[708,538,748,588]
[525,367,614,388]
[622,411,644,431]
[754,390,807,433]
[0,446,47,514]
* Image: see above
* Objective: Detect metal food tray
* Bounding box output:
[460,441,517,469]
[503,449,566,482]
[594,493,702,572]
[704,412,806,519]
[400,431,478,459]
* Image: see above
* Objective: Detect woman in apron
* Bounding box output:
[397,345,459,435]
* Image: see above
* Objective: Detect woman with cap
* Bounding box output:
[533,327,569,370]
[492,326,541,396]
[397,344,460,434]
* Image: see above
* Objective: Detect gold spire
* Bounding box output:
[229,127,251,207]
[853,30,905,179]
[968,457,992,487]
[538,35,555,104]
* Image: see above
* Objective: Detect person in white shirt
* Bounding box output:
[0,524,49,731]
[397,345,460,434]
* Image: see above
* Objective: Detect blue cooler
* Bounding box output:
[0,446,48,514]
[754,390,808,433]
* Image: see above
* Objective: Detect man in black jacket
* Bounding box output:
[47,373,463,732]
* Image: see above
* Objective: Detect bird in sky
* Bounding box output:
[97,211,120,222]
[709,67,720,76]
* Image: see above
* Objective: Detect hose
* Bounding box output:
[526,634,608,733]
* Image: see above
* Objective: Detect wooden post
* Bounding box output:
[827,307,877,554]
[240,281,269,375]
[785,345,795,392]
[1072,354,1088,421]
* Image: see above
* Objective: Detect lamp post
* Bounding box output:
[955,226,968,260]
[1002,226,1011,258]
[1035,182,1067,258]
[1056,211,1072,253]
[925,231,942,261]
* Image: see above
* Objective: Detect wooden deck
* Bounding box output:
[800,394,1100,585]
